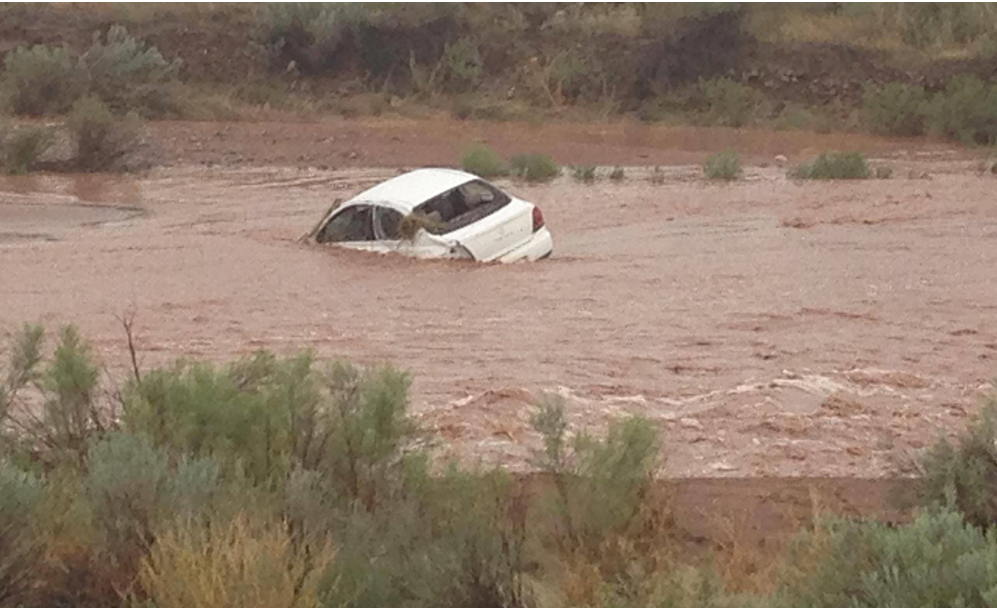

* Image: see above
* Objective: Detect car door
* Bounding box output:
[315,204,374,244]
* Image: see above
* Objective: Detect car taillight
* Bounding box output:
[532,206,545,232]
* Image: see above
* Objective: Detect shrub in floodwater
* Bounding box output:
[609,166,625,181]
[461,144,508,178]
[703,150,742,181]
[862,82,928,137]
[789,151,870,180]
[510,153,560,182]
[571,164,596,182]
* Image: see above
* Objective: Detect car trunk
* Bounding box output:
[444,198,535,262]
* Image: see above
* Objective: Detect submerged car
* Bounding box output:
[306,168,553,262]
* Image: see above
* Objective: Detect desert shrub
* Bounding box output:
[0,44,85,116]
[441,37,483,92]
[125,351,325,482]
[789,151,870,179]
[80,25,181,117]
[699,77,759,128]
[140,513,332,608]
[922,75,997,145]
[649,166,666,185]
[862,82,928,137]
[703,150,742,181]
[462,144,508,177]
[609,166,625,181]
[1,125,54,175]
[530,398,664,553]
[571,165,596,182]
[68,95,142,172]
[0,325,110,467]
[319,466,529,608]
[0,462,43,608]
[919,398,997,528]
[510,153,560,181]
[779,509,997,608]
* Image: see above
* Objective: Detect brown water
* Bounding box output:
[2,159,996,477]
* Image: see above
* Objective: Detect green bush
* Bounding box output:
[67,95,142,172]
[789,151,870,180]
[0,325,108,467]
[703,150,742,181]
[609,166,625,181]
[862,82,928,136]
[0,44,85,116]
[779,509,997,608]
[1,125,53,175]
[571,164,596,182]
[699,77,759,128]
[461,144,508,177]
[510,153,560,182]
[922,75,997,145]
[919,398,997,528]
[80,25,181,117]
[441,37,483,92]
[0,462,44,608]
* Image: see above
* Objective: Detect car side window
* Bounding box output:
[374,207,403,240]
[316,205,374,243]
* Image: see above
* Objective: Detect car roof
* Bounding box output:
[346,168,479,213]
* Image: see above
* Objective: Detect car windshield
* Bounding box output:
[411,180,511,235]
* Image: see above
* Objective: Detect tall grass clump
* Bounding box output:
[461,144,508,177]
[0,45,85,116]
[862,82,928,136]
[1,125,53,175]
[510,153,560,182]
[703,150,742,181]
[789,151,870,180]
[140,513,333,608]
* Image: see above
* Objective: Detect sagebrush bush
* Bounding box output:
[0,462,43,608]
[571,165,596,182]
[862,82,928,136]
[922,75,997,145]
[1,125,54,175]
[703,150,742,181]
[81,25,181,117]
[920,398,997,528]
[68,95,142,171]
[609,166,625,181]
[699,77,759,128]
[789,151,870,180]
[779,509,997,608]
[462,144,508,177]
[0,44,85,115]
[510,153,560,181]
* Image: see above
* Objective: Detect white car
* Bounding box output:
[306,168,553,262]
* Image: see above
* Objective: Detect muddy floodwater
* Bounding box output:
[2,156,996,478]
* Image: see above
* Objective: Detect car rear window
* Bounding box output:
[412,180,511,235]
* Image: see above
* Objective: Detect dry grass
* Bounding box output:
[140,513,333,608]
